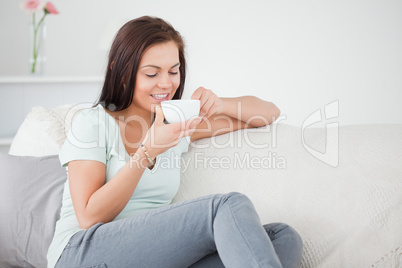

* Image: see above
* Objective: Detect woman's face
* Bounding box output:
[133,40,181,113]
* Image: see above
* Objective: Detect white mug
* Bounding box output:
[161,100,200,124]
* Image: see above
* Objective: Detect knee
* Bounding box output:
[284,224,303,251]
[221,192,254,205]
[265,223,303,252]
[265,223,303,268]
[224,192,249,200]
[211,192,253,210]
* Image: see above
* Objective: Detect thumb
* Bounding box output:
[154,105,165,124]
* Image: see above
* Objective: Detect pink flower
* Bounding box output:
[19,0,46,14]
[19,0,60,73]
[44,2,59,15]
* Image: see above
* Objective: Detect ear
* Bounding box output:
[110,61,114,70]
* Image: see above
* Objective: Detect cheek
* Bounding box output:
[173,74,181,87]
[135,77,154,94]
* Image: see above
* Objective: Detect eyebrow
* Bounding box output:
[140,63,180,69]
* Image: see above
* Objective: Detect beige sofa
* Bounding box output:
[4,104,402,267]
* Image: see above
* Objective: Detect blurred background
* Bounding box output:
[0,0,401,128]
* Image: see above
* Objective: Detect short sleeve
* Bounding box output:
[59,108,107,167]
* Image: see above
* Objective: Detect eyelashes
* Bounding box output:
[146,72,178,78]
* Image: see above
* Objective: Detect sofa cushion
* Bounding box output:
[9,104,83,156]
[175,123,402,267]
[0,153,67,268]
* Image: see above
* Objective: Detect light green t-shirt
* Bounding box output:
[46,104,190,268]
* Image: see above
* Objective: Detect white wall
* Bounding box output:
[1,0,401,127]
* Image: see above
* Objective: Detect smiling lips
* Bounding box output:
[151,93,170,101]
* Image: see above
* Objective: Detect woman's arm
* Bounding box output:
[190,87,280,142]
[70,106,200,229]
[69,150,149,229]
[219,96,280,127]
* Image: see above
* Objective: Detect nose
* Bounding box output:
[157,73,173,89]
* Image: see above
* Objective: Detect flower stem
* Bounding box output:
[31,13,36,73]
[31,12,47,73]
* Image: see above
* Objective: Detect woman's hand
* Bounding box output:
[143,105,201,158]
[191,87,224,121]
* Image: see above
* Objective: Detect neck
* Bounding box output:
[107,104,155,129]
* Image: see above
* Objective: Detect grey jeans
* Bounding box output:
[55,192,303,268]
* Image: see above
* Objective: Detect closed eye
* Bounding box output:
[146,71,178,78]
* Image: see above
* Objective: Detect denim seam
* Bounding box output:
[228,196,263,268]
[62,263,106,268]
[148,194,221,217]
[75,232,132,247]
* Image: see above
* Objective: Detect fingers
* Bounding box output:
[180,124,198,137]
[200,96,216,118]
[183,117,202,137]
[170,116,202,133]
[154,105,164,124]
[188,116,203,130]
[191,86,204,100]
[191,86,209,116]
[176,126,197,138]
[183,128,196,137]
[191,87,218,119]
[148,109,200,154]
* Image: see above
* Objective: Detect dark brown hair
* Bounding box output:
[93,16,186,111]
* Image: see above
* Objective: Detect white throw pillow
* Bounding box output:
[9,104,84,156]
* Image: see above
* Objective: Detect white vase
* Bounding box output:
[28,21,47,75]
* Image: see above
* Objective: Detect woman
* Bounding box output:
[47,16,303,268]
